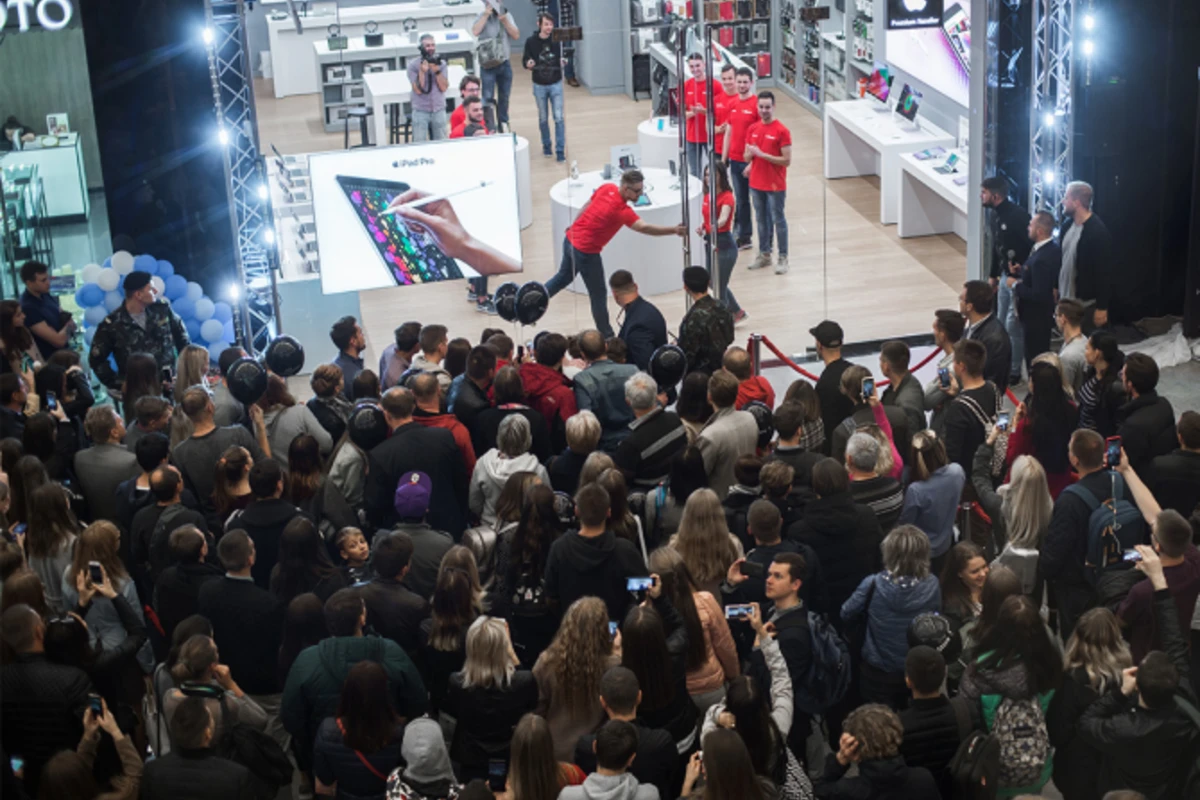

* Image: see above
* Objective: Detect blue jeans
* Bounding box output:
[546,237,612,337]
[706,232,741,314]
[997,279,1024,378]
[751,188,787,256]
[412,108,447,141]
[685,141,707,178]
[533,81,565,158]
[728,159,752,242]
[481,60,514,127]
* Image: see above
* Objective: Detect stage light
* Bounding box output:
[217,128,229,146]
[228,283,241,301]
[1043,113,1055,128]
[1043,170,1056,185]
[1083,14,1095,30]
[202,27,215,45]
[257,184,268,200]
[1083,40,1095,56]
[263,228,276,246]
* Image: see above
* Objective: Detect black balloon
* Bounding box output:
[347,403,389,451]
[743,401,773,449]
[264,334,305,377]
[515,281,549,326]
[649,344,687,389]
[226,357,268,406]
[494,282,519,323]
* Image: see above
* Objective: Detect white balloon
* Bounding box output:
[80,264,103,284]
[193,298,216,321]
[111,250,135,275]
[185,281,204,302]
[151,276,166,296]
[96,268,121,292]
[200,319,225,344]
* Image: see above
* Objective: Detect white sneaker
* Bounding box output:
[774,255,789,275]
[749,253,772,270]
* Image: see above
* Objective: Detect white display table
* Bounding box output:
[1,133,89,221]
[637,117,682,170]
[823,100,956,225]
[548,167,701,297]
[897,150,970,241]
[363,63,466,147]
[514,136,532,230]
[269,3,484,98]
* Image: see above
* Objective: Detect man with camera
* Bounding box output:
[406,34,449,141]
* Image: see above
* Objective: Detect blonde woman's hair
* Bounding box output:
[672,488,739,588]
[1064,607,1132,694]
[171,634,218,684]
[170,344,212,447]
[1001,455,1053,550]
[538,597,613,718]
[578,451,615,487]
[69,521,127,586]
[461,615,515,690]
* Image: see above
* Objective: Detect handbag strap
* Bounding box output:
[337,718,389,781]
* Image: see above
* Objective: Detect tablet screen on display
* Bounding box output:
[896,84,922,122]
[335,175,464,286]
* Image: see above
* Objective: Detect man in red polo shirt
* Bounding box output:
[449,73,482,131]
[449,98,492,139]
[743,91,792,275]
[545,170,685,338]
[712,63,736,164]
[721,66,760,250]
[683,52,717,177]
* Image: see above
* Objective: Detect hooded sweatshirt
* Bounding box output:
[411,353,452,395]
[227,498,306,588]
[736,375,776,410]
[559,772,659,800]
[414,407,477,475]
[519,361,578,451]
[262,403,333,459]
[469,450,550,526]
[543,529,648,624]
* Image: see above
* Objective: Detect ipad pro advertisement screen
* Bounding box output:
[885,1,970,107]
[309,136,523,295]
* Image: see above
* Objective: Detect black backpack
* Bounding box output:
[182,683,294,800]
[947,696,999,800]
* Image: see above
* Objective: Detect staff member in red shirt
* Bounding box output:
[695,161,744,324]
[721,66,760,251]
[683,52,717,178]
[712,63,736,163]
[449,98,492,139]
[743,91,793,275]
[545,170,686,338]
[449,74,482,131]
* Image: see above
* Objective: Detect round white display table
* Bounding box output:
[515,135,532,229]
[548,167,703,297]
[637,117,682,171]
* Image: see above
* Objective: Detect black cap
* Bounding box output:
[122,270,153,295]
[808,320,843,348]
[682,266,710,294]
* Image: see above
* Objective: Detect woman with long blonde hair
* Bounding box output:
[1048,608,1132,799]
[668,489,743,596]
[989,454,1053,596]
[532,596,620,760]
[169,344,212,446]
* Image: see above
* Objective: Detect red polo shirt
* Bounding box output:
[566,183,640,254]
[450,104,467,129]
[745,119,792,192]
[684,77,719,144]
[724,94,761,162]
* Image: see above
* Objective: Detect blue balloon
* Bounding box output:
[103,290,123,312]
[133,254,157,275]
[222,319,235,342]
[102,257,112,269]
[84,305,107,326]
[212,301,233,323]
[75,283,104,308]
[156,260,175,278]
[185,318,203,342]
[83,327,96,346]
[164,274,188,300]
[200,319,225,344]
[173,296,196,320]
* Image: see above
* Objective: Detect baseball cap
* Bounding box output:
[393,471,432,519]
[808,320,844,349]
[123,270,153,295]
[682,266,710,294]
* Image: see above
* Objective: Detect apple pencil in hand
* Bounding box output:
[382,181,493,214]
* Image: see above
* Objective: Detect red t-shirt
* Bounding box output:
[724,94,761,162]
[566,183,641,254]
[450,104,467,129]
[712,90,733,155]
[449,121,491,139]
[703,190,735,234]
[745,119,792,192]
[684,77,718,144]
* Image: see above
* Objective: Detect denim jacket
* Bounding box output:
[842,571,941,673]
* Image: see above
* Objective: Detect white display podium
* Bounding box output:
[548,167,701,297]
[637,117,681,170]
[1,134,89,221]
[823,100,956,225]
[268,3,484,98]
[897,151,970,241]
[362,63,466,147]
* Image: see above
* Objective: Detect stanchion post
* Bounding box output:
[673,26,691,273]
[751,333,763,376]
[703,26,719,301]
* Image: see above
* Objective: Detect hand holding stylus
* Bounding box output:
[387,188,520,277]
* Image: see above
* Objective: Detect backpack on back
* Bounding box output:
[1064,472,1148,586]
[947,696,999,800]
[774,611,851,716]
[989,695,1051,788]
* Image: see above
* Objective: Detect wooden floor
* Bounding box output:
[253,63,965,365]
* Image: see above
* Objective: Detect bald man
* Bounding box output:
[410,371,476,475]
[723,347,774,410]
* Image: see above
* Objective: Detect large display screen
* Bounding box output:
[885,1,970,107]
[309,135,523,295]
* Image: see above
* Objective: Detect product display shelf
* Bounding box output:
[821,31,847,103]
[313,36,404,134]
[701,0,774,82]
[624,0,670,101]
[849,0,873,69]
[1,163,54,289]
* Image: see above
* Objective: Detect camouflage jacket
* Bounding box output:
[89,300,190,389]
[678,295,734,375]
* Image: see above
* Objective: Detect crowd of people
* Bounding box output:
[1,246,1199,800]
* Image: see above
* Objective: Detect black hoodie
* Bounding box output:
[226,498,308,588]
[543,529,647,622]
[813,754,939,799]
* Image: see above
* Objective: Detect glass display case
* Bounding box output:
[1,162,54,299]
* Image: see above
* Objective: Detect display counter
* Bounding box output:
[897,150,970,241]
[637,116,680,170]
[549,167,701,297]
[0,133,89,222]
[268,0,485,98]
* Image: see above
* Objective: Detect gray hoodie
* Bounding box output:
[262,404,333,459]
[558,773,660,800]
[468,449,550,526]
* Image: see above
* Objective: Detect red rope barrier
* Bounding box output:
[749,334,944,387]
